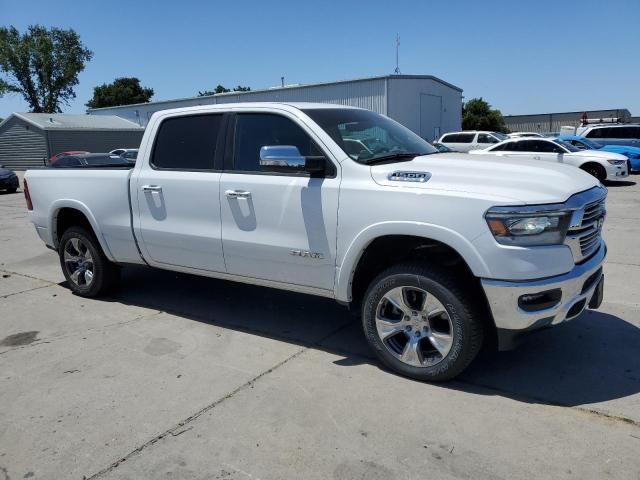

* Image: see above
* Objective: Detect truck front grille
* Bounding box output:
[565,197,606,263]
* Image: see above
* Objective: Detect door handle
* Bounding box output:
[142,185,162,192]
[225,190,251,199]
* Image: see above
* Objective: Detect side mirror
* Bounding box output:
[259,146,325,174]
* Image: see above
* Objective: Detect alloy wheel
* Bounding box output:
[375,286,454,367]
[63,237,94,287]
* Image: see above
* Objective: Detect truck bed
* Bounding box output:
[25,168,143,264]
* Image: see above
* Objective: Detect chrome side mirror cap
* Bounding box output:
[259,145,325,174]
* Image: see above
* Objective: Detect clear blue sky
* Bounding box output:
[1,0,639,118]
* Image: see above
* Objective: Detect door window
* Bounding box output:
[151,114,223,170]
[477,133,499,144]
[232,113,323,172]
[529,140,565,153]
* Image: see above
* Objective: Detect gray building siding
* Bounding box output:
[88,75,462,141]
[387,77,462,141]
[0,117,48,169]
[505,109,632,134]
[0,114,145,170]
[47,130,144,157]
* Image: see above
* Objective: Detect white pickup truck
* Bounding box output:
[24,103,607,381]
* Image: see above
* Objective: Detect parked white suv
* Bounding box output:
[438,131,508,152]
[576,124,640,148]
[24,103,607,381]
[470,137,628,182]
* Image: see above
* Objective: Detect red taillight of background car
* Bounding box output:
[24,179,33,210]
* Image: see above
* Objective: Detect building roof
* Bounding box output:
[504,108,630,119]
[87,74,463,112]
[2,113,144,131]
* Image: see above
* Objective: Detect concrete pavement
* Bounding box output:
[1,173,639,479]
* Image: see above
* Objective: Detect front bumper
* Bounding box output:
[605,162,628,180]
[0,175,19,189]
[481,242,606,350]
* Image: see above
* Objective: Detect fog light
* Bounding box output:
[518,289,562,312]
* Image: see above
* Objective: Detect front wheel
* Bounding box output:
[58,226,119,297]
[582,163,606,182]
[362,263,484,381]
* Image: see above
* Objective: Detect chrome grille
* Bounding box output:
[565,196,606,263]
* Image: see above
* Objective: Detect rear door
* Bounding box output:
[475,133,501,151]
[219,111,340,291]
[133,113,227,272]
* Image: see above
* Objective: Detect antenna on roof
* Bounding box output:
[394,34,401,74]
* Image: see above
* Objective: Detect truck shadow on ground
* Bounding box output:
[604,180,636,187]
[104,265,640,409]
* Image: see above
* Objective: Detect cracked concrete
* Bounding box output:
[0,173,639,479]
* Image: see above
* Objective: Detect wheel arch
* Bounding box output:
[50,200,115,261]
[335,222,490,304]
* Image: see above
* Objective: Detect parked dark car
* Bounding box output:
[50,153,133,168]
[0,165,19,193]
[48,150,89,166]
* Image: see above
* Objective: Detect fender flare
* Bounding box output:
[49,199,116,262]
[334,221,490,302]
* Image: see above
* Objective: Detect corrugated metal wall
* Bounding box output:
[47,130,144,157]
[0,117,48,169]
[505,109,632,134]
[215,78,387,112]
[88,78,388,128]
[387,77,462,140]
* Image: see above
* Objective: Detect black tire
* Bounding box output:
[58,226,119,297]
[7,187,17,194]
[362,263,484,381]
[582,163,606,182]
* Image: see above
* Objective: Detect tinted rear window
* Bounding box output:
[152,114,223,169]
[442,133,474,143]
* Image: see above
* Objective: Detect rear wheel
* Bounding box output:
[362,263,484,381]
[7,187,17,193]
[58,226,119,297]
[582,163,606,182]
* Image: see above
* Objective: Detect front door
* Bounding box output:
[219,112,339,291]
[134,113,226,272]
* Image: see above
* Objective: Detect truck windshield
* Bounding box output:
[302,108,437,164]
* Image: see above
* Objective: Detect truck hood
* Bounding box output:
[370,153,599,205]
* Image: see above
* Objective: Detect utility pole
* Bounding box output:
[394,34,401,74]
[281,76,285,88]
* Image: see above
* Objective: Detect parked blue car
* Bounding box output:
[557,135,640,173]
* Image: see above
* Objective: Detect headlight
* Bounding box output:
[607,159,625,165]
[485,208,572,246]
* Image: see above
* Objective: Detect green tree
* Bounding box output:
[462,98,508,132]
[0,25,93,113]
[86,77,154,109]
[198,84,251,96]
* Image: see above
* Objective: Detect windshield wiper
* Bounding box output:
[362,152,432,165]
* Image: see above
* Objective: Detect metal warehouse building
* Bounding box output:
[0,113,145,169]
[504,108,632,134]
[88,75,463,142]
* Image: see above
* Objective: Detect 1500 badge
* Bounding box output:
[290,250,324,259]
